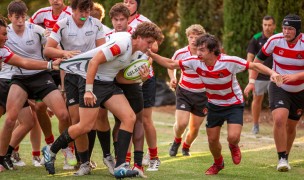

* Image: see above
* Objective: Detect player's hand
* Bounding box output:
[139,65,149,82]
[244,83,254,97]
[282,74,298,84]
[44,29,51,37]
[146,49,152,57]
[63,50,81,59]
[169,78,177,89]
[52,58,65,70]
[270,73,283,87]
[84,91,97,107]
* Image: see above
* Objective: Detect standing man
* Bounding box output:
[146,33,281,175]
[247,14,304,172]
[168,24,207,157]
[244,15,276,134]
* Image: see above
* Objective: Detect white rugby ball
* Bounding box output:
[123,59,150,80]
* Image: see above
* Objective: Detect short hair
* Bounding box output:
[186,24,206,36]
[263,15,275,24]
[0,16,7,28]
[70,0,93,11]
[195,34,221,56]
[7,0,28,16]
[132,22,163,42]
[90,2,105,21]
[109,3,130,19]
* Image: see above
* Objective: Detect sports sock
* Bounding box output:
[45,134,54,145]
[32,151,40,156]
[14,146,19,152]
[174,137,182,144]
[74,142,80,162]
[182,142,191,150]
[88,130,96,159]
[148,147,158,160]
[115,129,132,168]
[50,129,74,154]
[278,151,287,160]
[7,145,14,156]
[229,143,238,149]
[78,150,89,163]
[113,141,118,158]
[214,155,223,166]
[97,129,111,158]
[134,151,144,167]
[285,153,289,160]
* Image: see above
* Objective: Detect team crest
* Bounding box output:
[110,44,121,56]
[218,73,224,78]
[279,50,284,55]
[296,53,303,59]
[296,109,303,116]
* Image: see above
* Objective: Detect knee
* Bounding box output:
[5,113,18,129]
[57,110,70,123]
[227,135,240,144]
[208,136,219,145]
[273,118,285,128]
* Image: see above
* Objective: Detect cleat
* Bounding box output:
[32,156,42,167]
[114,163,139,179]
[90,160,97,169]
[182,148,191,156]
[42,145,56,174]
[169,141,181,156]
[252,124,259,134]
[132,163,147,178]
[146,158,160,171]
[11,151,26,167]
[74,161,91,176]
[2,154,15,170]
[205,162,224,175]
[277,158,290,172]
[142,153,150,166]
[103,155,115,175]
[61,147,77,166]
[229,145,241,165]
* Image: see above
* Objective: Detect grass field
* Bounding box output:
[1,106,304,179]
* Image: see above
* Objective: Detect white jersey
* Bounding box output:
[5,22,46,75]
[60,32,143,81]
[29,6,72,31]
[102,24,112,34]
[261,33,304,92]
[50,16,104,53]
[180,54,249,106]
[172,46,205,93]
[105,26,134,42]
[0,46,14,63]
[0,46,14,79]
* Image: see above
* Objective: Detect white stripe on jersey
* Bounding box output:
[180,54,249,106]
[6,22,46,75]
[30,6,72,30]
[172,46,205,92]
[261,33,304,92]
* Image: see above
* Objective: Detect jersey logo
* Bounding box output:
[279,50,284,55]
[110,44,121,56]
[52,24,60,33]
[296,53,303,59]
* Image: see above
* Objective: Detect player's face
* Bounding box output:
[137,37,155,53]
[262,19,275,38]
[0,26,8,48]
[196,44,212,63]
[282,26,297,42]
[72,8,91,25]
[111,14,129,32]
[49,0,64,9]
[187,33,200,49]
[8,13,26,28]
[123,0,137,15]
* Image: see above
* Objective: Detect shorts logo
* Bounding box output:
[203,108,208,115]
[278,100,284,105]
[45,80,53,85]
[110,44,121,56]
[69,98,75,104]
[296,109,303,116]
[52,24,60,33]
[180,104,186,109]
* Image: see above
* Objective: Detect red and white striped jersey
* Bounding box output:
[172,46,205,92]
[260,33,304,92]
[29,6,72,30]
[0,46,14,63]
[179,54,249,106]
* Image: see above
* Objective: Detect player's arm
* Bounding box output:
[147,49,180,70]
[7,54,59,70]
[44,38,80,59]
[243,52,255,97]
[167,66,177,89]
[282,72,304,83]
[249,61,281,86]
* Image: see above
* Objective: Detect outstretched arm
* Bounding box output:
[147,49,181,70]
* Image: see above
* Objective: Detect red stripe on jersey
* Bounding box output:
[180,79,205,89]
[31,9,52,22]
[264,36,284,52]
[284,79,304,86]
[52,24,60,33]
[3,47,14,63]
[206,91,235,100]
[262,47,271,56]
[110,44,121,56]
[62,6,72,15]
[173,49,189,60]
[179,60,186,71]
[274,59,304,71]
[204,81,232,90]
[182,71,200,78]
[221,59,248,67]
[44,19,57,29]
[202,69,231,78]
[273,46,304,59]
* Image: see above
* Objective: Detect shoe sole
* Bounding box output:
[277,166,289,172]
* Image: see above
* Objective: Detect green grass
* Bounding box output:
[1,108,304,179]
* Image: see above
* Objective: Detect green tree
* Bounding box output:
[99,0,121,28]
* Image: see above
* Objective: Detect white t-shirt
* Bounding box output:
[5,22,46,75]
[0,46,14,79]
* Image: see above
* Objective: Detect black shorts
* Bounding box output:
[0,78,29,112]
[116,83,143,114]
[142,76,156,108]
[51,70,61,87]
[175,85,208,117]
[269,82,304,120]
[65,73,81,106]
[11,71,58,100]
[206,103,244,128]
[78,77,124,108]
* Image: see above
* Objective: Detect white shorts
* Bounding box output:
[254,80,270,96]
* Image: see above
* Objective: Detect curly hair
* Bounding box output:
[132,22,163,42]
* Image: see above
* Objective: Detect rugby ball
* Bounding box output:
[123,59,150,80]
